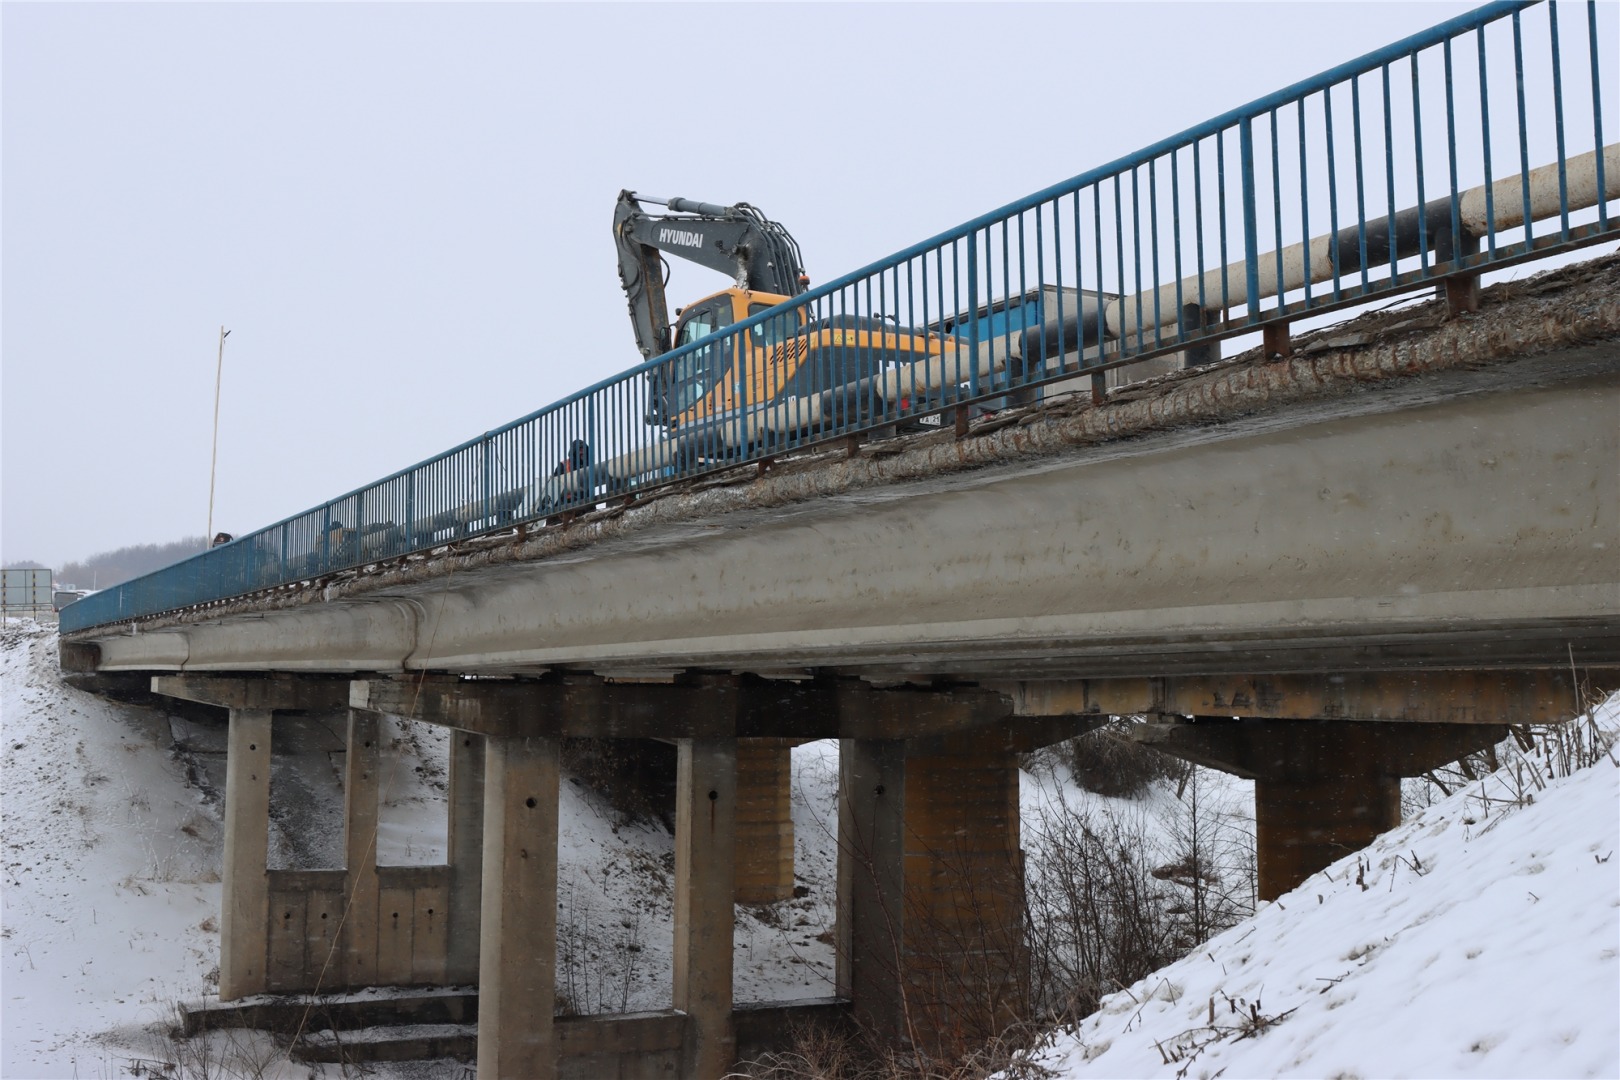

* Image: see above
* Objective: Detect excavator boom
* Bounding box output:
[613,190,807,361]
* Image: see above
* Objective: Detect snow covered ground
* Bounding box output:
[1007,698,1620,1080]
[0,621,840,1077]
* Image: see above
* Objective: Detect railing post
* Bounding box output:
[1239,117,1262,325]
[587,402,599,508]
[961,231,981,438]
[481,437,492,529]
[405,470,416,551]
[1178,303,1220,368]
[1441,229,1482,317]
[320,504,333,573]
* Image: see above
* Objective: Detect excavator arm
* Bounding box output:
[612,190,808,361]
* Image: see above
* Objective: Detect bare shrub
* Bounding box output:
[1049,718,1187,798]
[1021,798,1182,1020]
[560,737,676,828]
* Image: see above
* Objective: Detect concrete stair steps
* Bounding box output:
[179,987,478,1038]
[290,1021,475,1064]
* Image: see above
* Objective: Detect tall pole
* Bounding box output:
[207,326,231,541]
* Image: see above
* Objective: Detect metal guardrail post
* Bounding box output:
[1239,117,1262,327]
[962,230,981,438]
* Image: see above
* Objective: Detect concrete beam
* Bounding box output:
[904,714,1103,758]
[57,639,99,673]
[673,739,737,1078]
[477,736,560,1080]
[1134,718,1508,780]
[1003,670,1598,725]
[220,709,272,1000]
[152,674,350,712]
[349,675,1010,740]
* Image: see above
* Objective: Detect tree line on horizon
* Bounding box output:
[4,536,209,590]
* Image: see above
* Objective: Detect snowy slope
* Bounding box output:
[1009,702,1620,1080]
[0,621,840,1078]
[2,620,227,1078]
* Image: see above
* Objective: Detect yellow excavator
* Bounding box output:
[613,191,954,439]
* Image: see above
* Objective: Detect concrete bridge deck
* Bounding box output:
[66,256,1620,684]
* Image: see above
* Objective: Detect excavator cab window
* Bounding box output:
[666,299,736,415]
[747,302,805,349]
[676,298,734,348]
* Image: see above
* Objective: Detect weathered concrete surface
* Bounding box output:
[75,258,1620,682]
[341,711,381,988]
[220,709,272,1000]
[445,730,485,984]
[673,739,738,1078]
[477,735,560,1080]
[734,738,795,904]
[836,740,907,1044]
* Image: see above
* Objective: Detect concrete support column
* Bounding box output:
[836,739,907,1046]
[477,736,559,1080]
[1255,774,1400,901]
[901,750,1025,1054]
[673,738,738,1079]
[220,708,273,1000]
[446,730,486,985]
[341,710,381,987]
[734,738,794,904]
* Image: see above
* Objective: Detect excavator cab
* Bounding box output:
[651,288,816,428]
[617,191,951,441]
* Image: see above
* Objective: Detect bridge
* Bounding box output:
[60,3,1618,1076]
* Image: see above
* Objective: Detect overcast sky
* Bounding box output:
[0,0,1573,568]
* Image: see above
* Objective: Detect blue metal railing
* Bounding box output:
[62,0,1617,634]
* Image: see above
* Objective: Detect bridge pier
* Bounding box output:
[165,674,1054,1074]
[446,730,486,984]
[735,738,795,903]
[674,738,738,1077]
[1138,717,1506,900]
[837,732,1035,1058]
[221,707,272,999]
[477,734,560,1080]
[339,709,381,987]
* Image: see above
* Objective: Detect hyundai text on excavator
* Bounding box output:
[612,191,955,443]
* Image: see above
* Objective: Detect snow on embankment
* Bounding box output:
[0,621,842,1077]
[2,620,225,1078]
[1011,702,1620,1080]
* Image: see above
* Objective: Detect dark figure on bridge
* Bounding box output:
[552,439,592,478]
